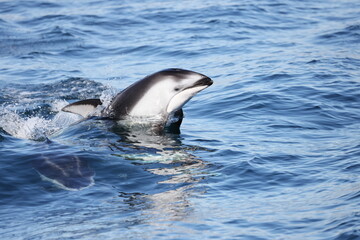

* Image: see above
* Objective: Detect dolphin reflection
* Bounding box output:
[108,123,209,186]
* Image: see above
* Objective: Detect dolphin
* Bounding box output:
[61,68,213,130]
[32,139,94,191]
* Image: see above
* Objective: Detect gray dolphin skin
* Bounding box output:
[62,68,213,129]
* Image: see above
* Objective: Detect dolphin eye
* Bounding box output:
[174,87,180,92]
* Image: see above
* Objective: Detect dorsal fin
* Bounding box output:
[62,99,102,117]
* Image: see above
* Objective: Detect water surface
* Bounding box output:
[0,0,360,239]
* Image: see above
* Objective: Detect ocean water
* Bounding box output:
[0,0,360,239]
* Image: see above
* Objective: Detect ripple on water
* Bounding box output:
[317,24,360,45]
[0,0,360,239]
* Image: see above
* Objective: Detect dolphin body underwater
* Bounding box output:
[36,68,213,191]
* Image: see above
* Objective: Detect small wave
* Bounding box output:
[0,25,81,57]
[316,24,360,45]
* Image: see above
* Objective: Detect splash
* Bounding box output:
[0,84,118,141]
[0,100,81,141]
[0,109,51,140]
[99,87,118,107]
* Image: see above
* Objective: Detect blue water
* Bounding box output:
[1,0,360,239]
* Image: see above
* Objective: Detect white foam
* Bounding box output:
[120,150,190,163]
[0,101,82,140]
[0,109,50,140]
[51,99,69,112]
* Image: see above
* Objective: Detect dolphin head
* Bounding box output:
[121,68,213,121]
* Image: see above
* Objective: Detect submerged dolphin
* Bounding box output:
[32,139,94,191]
[62,68,213,130]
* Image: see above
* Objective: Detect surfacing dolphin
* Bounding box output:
[62,68,213,130]
[38,68,212,191]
